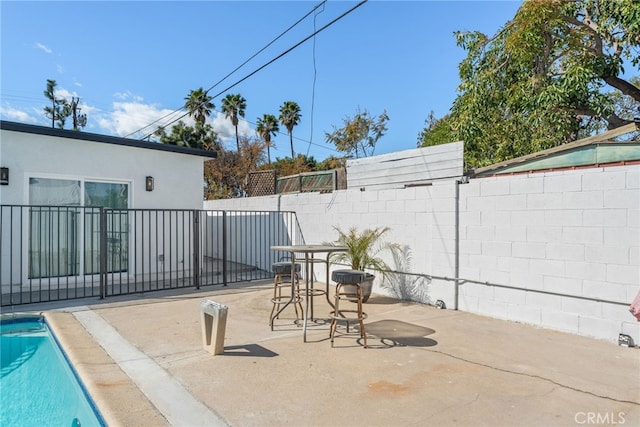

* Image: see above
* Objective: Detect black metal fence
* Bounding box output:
[0,205,300,306]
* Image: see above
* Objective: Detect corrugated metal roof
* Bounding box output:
[470,123,639,177]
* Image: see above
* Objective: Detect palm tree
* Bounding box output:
[279,101,301,158]
[184,87,214,126]
[221,93,247,151]
[256,114,279,165]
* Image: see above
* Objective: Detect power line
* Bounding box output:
[128,0,328,139]
[306,1,325,157]
[138,0,368,142]
[209,1,367,101]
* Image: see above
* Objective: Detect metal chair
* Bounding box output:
[269,261,303,329]
[329,269,368,348]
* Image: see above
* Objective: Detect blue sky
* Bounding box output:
[1,0,522,161]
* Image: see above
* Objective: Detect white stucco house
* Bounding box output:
[0,121,217,302]
[0,120,216,208]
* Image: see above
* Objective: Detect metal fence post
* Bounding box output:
[193,210,200,289]
[222,211,227,287]
[99,207,107,299]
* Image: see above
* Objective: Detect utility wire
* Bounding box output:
[127,0,328,139]
[139,0,368,141]
[306,1,325,156]
[209,1,367,101]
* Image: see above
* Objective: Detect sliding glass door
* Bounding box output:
[28,177,129,279]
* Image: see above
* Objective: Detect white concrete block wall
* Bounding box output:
[459,166,640,344]
[205,184,456,306]
[205,164,640,345]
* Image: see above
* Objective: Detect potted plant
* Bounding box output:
[328,226,399,302]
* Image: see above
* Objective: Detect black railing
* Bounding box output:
[0,206,300,306]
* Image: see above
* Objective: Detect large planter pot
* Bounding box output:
[342,273,375,303]
[360,273,375,303]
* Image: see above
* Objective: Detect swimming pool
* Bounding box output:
[0,315,105,427]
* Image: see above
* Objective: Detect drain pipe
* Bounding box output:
[454,175,469,310]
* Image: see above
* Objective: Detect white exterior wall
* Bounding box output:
[0,129,205,208]
[205,165,640,345]
[458,166,640,344]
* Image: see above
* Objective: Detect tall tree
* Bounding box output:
[70,97,87,131]
[43,79,71,129]
[278,101,302,158]
[325,108,389,159]
[256,114,279,165]
[221,93,247,151]
[184,87,214,126]
[204,136,265,199]
[425,0,640,169]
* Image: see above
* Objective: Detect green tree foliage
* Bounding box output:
[278,101,302,158]
[325,108,389,159]
[316,155,347,171]
[154,121,220,151]
[221,93,247,152]
[43,79,72,129]
[420,0,640,169]
[262,154,317,177]
[184,87,214,126]
[204,136,265,199]
[256,113,279,165]
[416,111,455,148]
[161,87,220,150]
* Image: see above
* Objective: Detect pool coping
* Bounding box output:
[46,310,169,427]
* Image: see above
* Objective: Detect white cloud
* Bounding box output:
[57,65,64,74]
[211,112,235,142]
[112,91,144,103]
[0,89,258,149]
[0,106,39,123]
[34,42,52,54]
[211,113,256,147]
[113,91,130,101]
[55,87,75,99]
[98,101,185,139]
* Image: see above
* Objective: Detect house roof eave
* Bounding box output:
[0,120,217,160]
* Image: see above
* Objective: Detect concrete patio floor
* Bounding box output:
[7,280,640,427]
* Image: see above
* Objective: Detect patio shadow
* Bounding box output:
[221,344,278,357]
[365,295,406,305]
[365,319,437,348]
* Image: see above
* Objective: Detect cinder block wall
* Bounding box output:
[204,165,640,344]
[458,166,639,344]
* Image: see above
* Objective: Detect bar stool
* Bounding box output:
[269,261,303,330]
[329,269,368,348]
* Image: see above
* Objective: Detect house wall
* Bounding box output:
[204,164,640,345]
[0,127,209,288]
[0,128,204,208]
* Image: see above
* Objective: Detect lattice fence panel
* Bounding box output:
[246,170,276,197]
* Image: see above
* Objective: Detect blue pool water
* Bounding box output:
[0,316,105,427]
